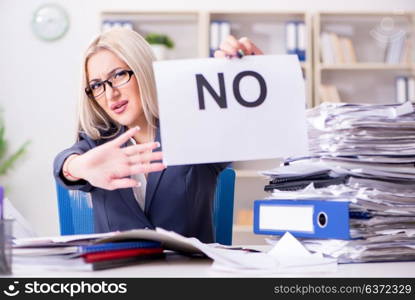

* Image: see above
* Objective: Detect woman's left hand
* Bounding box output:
[214,35,263,59]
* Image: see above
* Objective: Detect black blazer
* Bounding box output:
[54,126,229,243]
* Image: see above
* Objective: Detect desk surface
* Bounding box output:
[9,246,415,278]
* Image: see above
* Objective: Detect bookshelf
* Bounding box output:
[319,63,413,70]
[314,11,415,105]
[101,10,313,108]
[100,11,205,59]
[235,169,264,178]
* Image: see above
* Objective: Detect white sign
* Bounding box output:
[153,55,309,166]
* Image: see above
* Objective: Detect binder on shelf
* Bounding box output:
[296,21,306,61]
[209,21,220,57]
[395,75,415,103]
[320,32,335,64]
[396,76,408,103]
[219,21,231,47]
[385,35,406,64]
[285,21,306,61]
[340,37,357,63]
[253,199,350,239]
[209,21,231,57]
[285,21,297,55]
[101,20,134,32]
[408,77,415,103]
[329,33,344,63]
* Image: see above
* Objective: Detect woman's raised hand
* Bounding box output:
[214,35,263,58]
[66,127,165,190]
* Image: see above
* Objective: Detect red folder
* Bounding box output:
[83,247,163,263]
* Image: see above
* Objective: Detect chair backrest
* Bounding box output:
[56,167,235,245]
[212,168,235,245]
[56,185,94,235]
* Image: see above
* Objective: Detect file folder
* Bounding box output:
[76,241,162,256]
[253,199,350,239]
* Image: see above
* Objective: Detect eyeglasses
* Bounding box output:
[85,69,134,100]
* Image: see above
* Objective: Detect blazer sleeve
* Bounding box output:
[53,133,95,192]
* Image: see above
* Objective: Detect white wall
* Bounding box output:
[1,0,414,236]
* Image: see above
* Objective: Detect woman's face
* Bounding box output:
[86,49,143,128]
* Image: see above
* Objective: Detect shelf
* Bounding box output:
[314,11,415,106]
[233,225,253,233]
[319,63,413,71]
[300,62,309,69]
[235,170,267,178]
[318,11,413,17]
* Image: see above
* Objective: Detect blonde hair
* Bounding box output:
[77,28,158,141]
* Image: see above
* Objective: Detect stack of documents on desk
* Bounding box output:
[13,229,196,271]
[13,228,336,274]
[260,184,415,263]
[257,101,415,263]
[14,236,164,271]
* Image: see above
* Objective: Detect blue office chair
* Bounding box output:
[212,168,235,245]
[55,185,94,236]
[56,167,236,245]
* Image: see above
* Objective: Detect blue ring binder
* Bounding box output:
[253,199,351,240]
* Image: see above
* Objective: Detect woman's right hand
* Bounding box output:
[214,35,263,58]
[64,127,165,190]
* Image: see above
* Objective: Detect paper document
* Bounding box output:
[209,232,336,274]
[153,55,308,165]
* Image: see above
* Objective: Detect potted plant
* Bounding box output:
[0,113,30,177]
[145,33,174,60]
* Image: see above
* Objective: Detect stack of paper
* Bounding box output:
[13,228,336,274]
[259,101,415,263]
[13,229,186,271]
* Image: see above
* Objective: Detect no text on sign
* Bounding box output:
[153,55,309,166]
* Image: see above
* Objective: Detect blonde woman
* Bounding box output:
[53,28,262,242]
